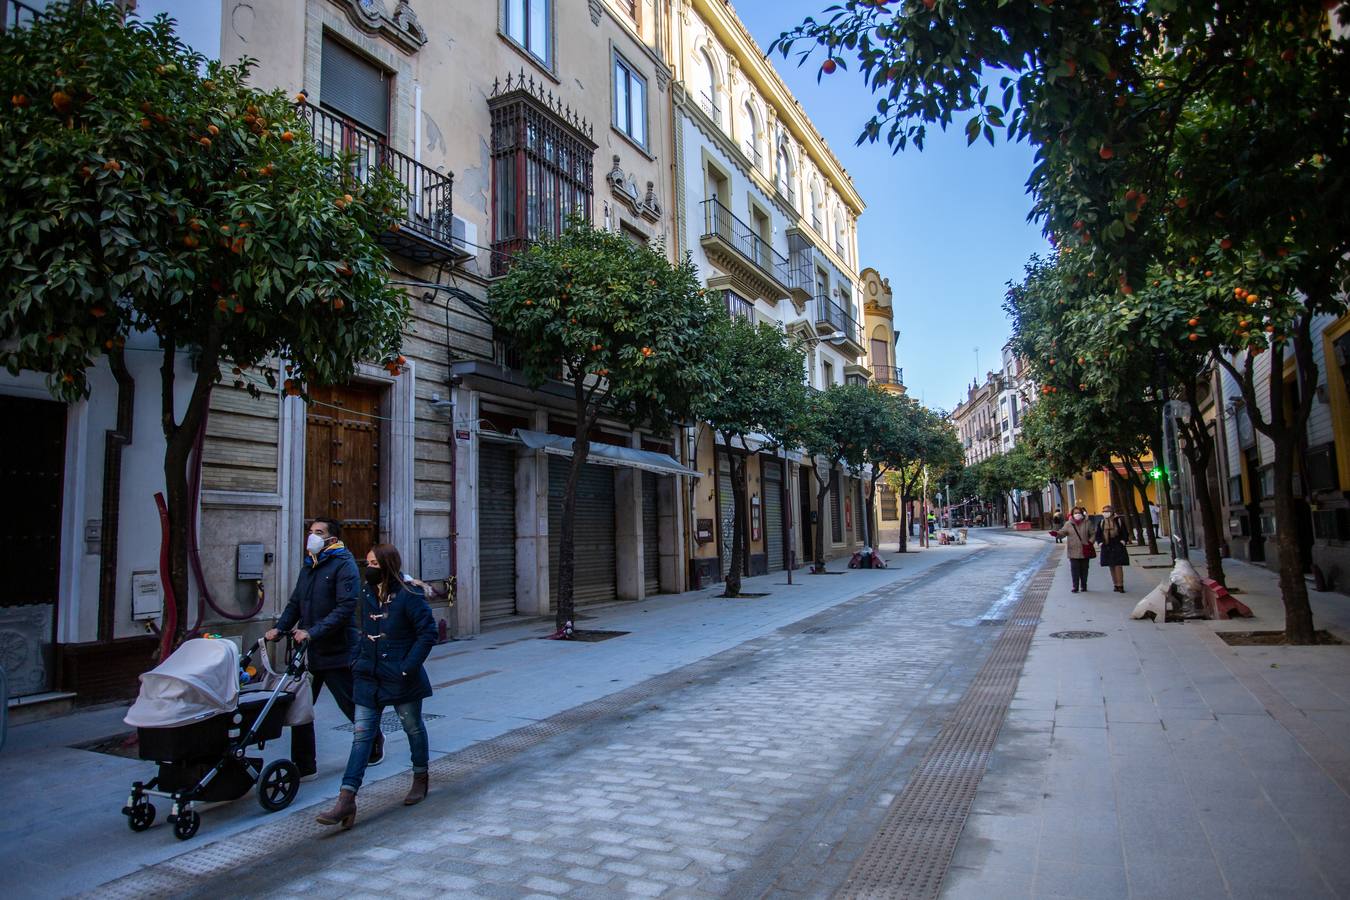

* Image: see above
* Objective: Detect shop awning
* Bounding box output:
[513,429,701,478]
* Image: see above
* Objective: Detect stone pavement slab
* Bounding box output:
[0,540,975,899]
[943,543,1350,900]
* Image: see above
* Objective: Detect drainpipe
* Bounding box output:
[97,346,134,642]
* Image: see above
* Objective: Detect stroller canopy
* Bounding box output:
[124,638,240,728]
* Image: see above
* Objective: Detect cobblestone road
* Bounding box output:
[176,536,1047,899]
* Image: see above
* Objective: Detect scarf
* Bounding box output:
[307,540,348,567]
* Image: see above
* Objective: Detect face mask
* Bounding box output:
[1073,513,1085,522]
[305,533,325,555]
[364,566,384,587]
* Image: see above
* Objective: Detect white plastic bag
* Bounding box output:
[1131,582,1168,621]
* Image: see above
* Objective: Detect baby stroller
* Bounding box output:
[121,637,306,840]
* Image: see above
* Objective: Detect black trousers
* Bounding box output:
[1069,557,1090,590]
[291,666,358,771]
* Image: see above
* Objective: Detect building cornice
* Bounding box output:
[689,0,865,217]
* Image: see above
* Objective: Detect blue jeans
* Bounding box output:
[341,700,428,793]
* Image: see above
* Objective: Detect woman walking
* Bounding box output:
[1095,504,1131,593]
[1062,506,1094,593]
[316,543,437,829]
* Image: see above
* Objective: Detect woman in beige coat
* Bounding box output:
[1061,506,1094,592]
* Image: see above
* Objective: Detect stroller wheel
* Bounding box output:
[126,801,155,832]
[171,809,200,841]
[257,759,300,812]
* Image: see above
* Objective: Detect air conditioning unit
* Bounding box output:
[450,214,477,258]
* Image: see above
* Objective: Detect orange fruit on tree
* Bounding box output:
[1187,317,1199,326]
[1188,333,1199,341]
[332,298,345,310]
[199,136,211,148]
[281,130,294,142]
[11,93,27,107]
[51,90,71,112]
[206,124,219,135]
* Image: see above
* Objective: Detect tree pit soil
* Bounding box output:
[1217,630,1344,646]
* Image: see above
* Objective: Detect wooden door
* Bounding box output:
[305,383,382,561]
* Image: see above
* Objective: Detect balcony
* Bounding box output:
[0,0,40,29]
[812,296,865,351]
[871,364,906,393]
[298,102,465,266]
[699,91,721,128]
[700,198,792,301]
[786,232,814,308]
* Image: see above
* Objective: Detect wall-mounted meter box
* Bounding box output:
[419,538,451,582]
[131,571,163,620]
[237,542,266,580]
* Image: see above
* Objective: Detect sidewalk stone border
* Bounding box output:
[83,550,989,900]
[836,549,1060,900]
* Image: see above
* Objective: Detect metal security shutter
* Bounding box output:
[549,456,617,606]
[478,442,517,620]
[830,470,843,543]
[320,35,390,136]
[718,453,736,577]
[763,459,784,572]
[642,472,661,594]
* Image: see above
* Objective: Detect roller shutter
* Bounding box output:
[320,35,390,136]
[763,459,784,572]
[830,469,843,543]
[642,472,661,594]
[477,442,517,620]
[718,452,736,577]
[549,456,616,606]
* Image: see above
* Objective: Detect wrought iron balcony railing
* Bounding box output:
[812,295,864,347]
[699,91,721,127]
[0,0,42,30]
[701,198,791,289]
[298,101,458,264]
[872,364,904,386]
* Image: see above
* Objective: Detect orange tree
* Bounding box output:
[777,1,1349,641]
[489,221,719,629]
[0,6,407,646]
[701,314,809,597]
[795,383,871,571]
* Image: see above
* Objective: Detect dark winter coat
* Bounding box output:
[349,581,437,709]
[276,544,360,670]
[1095,516,1131,568]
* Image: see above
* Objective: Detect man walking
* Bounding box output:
[267,517,382,777]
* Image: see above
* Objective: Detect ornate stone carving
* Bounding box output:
[588,0,603,25]
[606,154,662,222]
[329,0,427,54]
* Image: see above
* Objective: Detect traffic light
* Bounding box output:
[1149,466,1164,481]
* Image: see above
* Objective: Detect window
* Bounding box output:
[695,49,720,126]
[503,0,552,69]
[822,359,834,387]
[489,85,596,275]
[320,35,390,137]
[775,139,795,205]
[742,102,763,169]
[724,290,753,321]
[880,484,898,521]
[620,222,648,246]
[613,55,647,147]
[810,182,823,232]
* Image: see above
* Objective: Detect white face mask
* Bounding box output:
[305,533,325,555]
[1073,513,1085,522]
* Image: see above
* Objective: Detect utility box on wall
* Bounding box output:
[419,538,451,582]
[237,543,265,580]
[130,571,163,620]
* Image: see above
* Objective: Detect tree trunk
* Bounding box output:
[814,479,829,571]
[865,472,879,550]
[723,444,746,597]
[897,487,910,552]
[1131,476,1160,555]
[556,379,594,630]
[1272,441,1315,643]
[1179,379,1227,586]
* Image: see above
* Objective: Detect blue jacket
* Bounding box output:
[349,581,437,708]
[276,544,359,671]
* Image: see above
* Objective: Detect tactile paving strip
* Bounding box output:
[85,551,987,900]
[835,550,1058,900]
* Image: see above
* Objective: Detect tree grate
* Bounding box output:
[834,549,1059,900]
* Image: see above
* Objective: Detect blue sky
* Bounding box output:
[738,2,1050,411]
[135,1,1047,412]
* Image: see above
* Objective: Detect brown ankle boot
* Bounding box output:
[404,772,428,806]
[315,788,356,828]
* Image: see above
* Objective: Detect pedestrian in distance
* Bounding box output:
[1149,500,1162,535]
[267,517,382,777]
[1096,504,1131,593]
[1062,506,1094,593]
[1051,508,1064,543]
[316,542,437,829]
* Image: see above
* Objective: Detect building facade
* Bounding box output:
[668,0,870,582]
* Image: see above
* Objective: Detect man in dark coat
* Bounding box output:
[267,517,382,776]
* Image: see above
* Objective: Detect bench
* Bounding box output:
[1200,578,1254,620]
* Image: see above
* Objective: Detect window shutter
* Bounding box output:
[320,36,390,136]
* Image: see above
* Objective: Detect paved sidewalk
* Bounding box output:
[0,541,964,899]
[943,538,1350,899]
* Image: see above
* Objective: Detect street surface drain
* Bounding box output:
[1049,630,1106,639]
[335,712,445,732]
[836,548,1058,900]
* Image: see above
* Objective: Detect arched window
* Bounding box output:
[835,206,848,260]
[810,180,823,233]
[775,137,795,205]
[742,101,763,169]
[694,49,720,127]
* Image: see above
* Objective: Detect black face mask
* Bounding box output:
[364,566,385,587]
